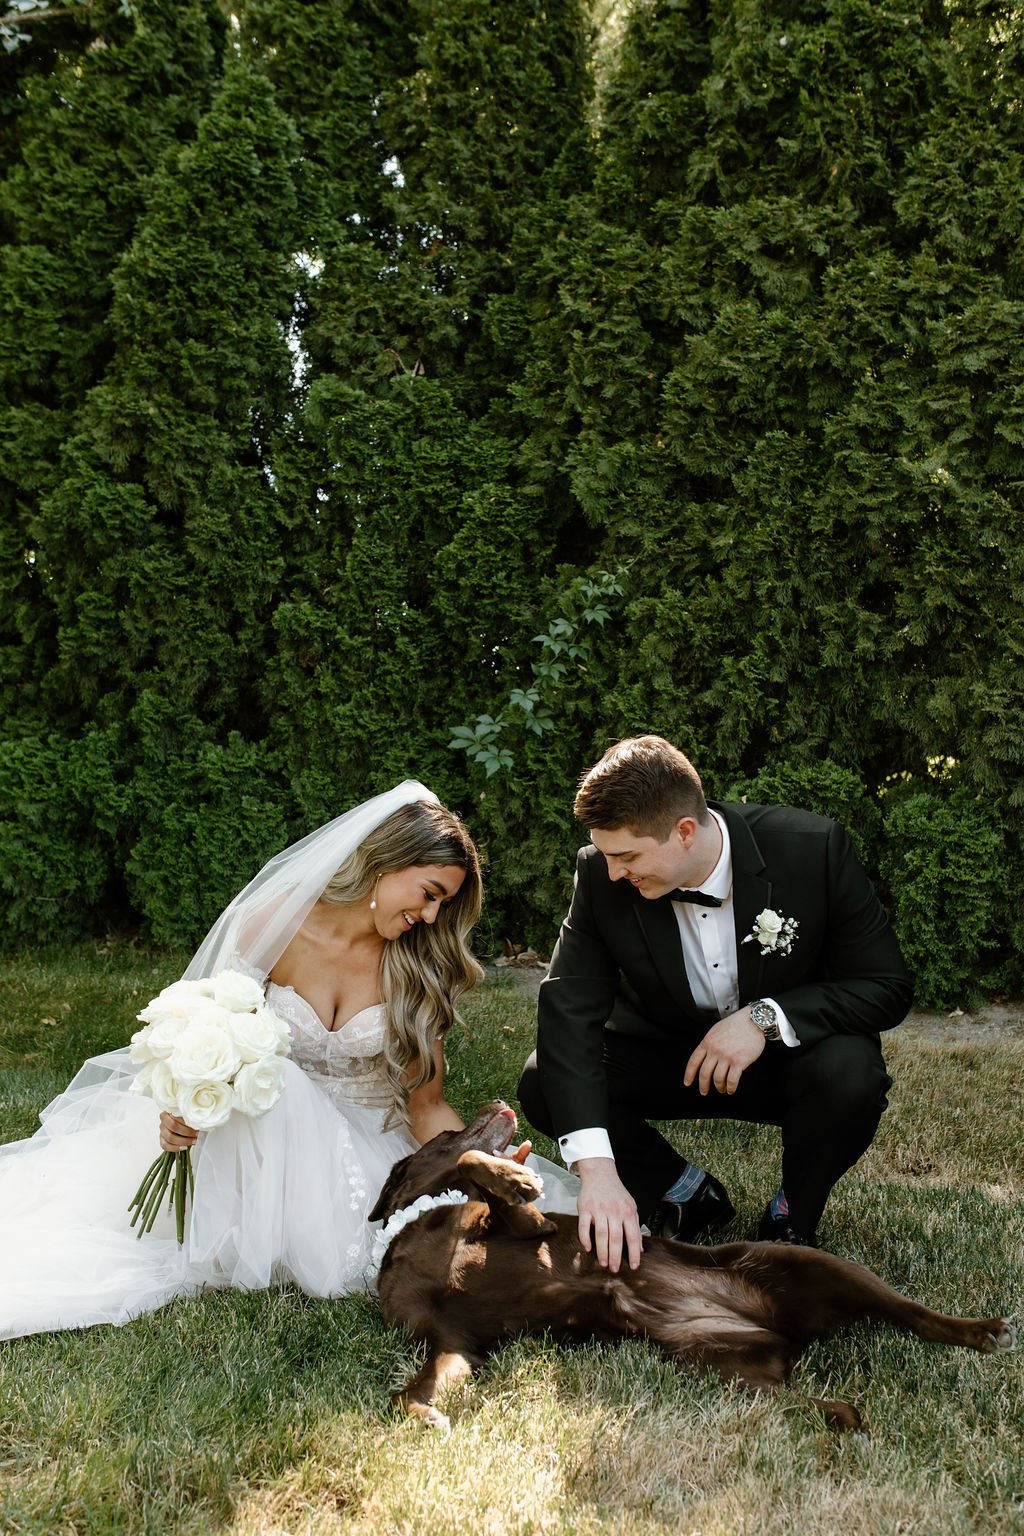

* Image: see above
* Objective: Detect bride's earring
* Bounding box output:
[369,879,379,912]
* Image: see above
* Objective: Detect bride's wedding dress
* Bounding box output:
[0,983,577,1340]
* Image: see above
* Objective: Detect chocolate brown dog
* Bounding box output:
[369,1101,1015,1430]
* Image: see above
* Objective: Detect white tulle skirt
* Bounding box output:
[0,1050,418,1340]
[0,1051,579,1341]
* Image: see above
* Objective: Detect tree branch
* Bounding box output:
[1,2,92,27]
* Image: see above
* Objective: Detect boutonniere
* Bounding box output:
[744,908,799,957]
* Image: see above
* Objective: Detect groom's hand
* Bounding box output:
[684,1008,765,1096]
[574,1158,643,1273]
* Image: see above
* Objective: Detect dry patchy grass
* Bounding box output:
[0,951,1021,1535]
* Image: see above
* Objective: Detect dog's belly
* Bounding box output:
[621,1289,777,1352]
[383,1234,778,1357]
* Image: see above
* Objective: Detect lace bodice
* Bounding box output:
[265,983,393,1110]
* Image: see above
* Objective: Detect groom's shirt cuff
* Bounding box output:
[558,1127,614,1169]
[762,996,800,1047]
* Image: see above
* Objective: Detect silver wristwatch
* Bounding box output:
[750,999,782,1042]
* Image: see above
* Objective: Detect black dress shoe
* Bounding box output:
[756,1204,820,1248]
[648,1173,736,1243]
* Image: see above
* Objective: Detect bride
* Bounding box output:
[0,781,576,1339]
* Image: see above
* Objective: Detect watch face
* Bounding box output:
[753,1003,778,1036]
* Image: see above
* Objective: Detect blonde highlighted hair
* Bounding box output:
[320,800,483,1125]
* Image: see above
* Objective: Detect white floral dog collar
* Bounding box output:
[370,1189,469,1273]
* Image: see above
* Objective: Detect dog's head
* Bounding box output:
[369,1099,518,1223]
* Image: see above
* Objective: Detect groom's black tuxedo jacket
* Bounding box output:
[536,801,913,1140]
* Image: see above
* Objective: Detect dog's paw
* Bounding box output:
[987,1319,1016,1353]
[457,1149,544,1203]
[399,1397,453,1431]
[812,1397,863,1433]
[498,1162,545,1204]
[421,1406,452,1432]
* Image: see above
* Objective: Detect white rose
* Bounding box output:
[139,1014,189,1061]
[177,1078,234,1130]
[135,1001,174,1028]
[129,1025,156,1065]
[146,1059,182,1112]
[136,978,214,1025]
[167,1018,241,1085]
[228,1000,291,1064]
[231,1057,286,1117]
[129,1060,155,1094]
[755,909,784,936]
[184,996,235,1029]
[212,970,266,1014]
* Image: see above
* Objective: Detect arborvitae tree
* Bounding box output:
[524,0,1024,992]
[1,0,1021,997]
[0,1,229,938]
[552,0,1024,804]
[0,0,227,721]
[1,50,301,941]
[256,0,595,848]
[38,54,299,724]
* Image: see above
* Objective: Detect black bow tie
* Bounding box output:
[667,888,723,908]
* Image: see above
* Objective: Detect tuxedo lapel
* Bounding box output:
[611,805,777,1016]
[632,894,700,1014]
[717,803,773,1004]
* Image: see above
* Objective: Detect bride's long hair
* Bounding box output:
[319,800,483,1125]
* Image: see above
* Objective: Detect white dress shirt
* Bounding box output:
[558,810,798,1170]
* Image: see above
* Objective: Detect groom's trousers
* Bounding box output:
[517,1029,892,1235]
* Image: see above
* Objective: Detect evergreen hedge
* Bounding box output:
[0,0,1021,1007]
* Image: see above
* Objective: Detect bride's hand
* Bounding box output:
[507,1140,533,1165]
[159,1112,198,1153]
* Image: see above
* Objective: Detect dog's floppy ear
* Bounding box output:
[369,1153,414,1223]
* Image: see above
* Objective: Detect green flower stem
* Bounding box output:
[129,1151,166,1210]
[128,1152,170,1227]
[139,1156,173,1234]
[142,1172,170,1234]
[128,1149,194,1244]
[174,1150,187,1245]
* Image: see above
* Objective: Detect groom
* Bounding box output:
[517,735,912,1270]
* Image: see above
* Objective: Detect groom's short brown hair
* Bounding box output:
[574,735,709,841]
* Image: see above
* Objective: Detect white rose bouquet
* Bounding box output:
[127,969,291,1243]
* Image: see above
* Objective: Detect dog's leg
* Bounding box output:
[809,1397,863,1432]
[682,1334,866,1434]
[497,1201,558,1237]
[886,1305,1016,1355]
[676,1328,796,1395]
[456,1149,545,1205]
[755,1249,1016,1355]
[396,1348,480,1429]
[455,1151,557,1235]
[648,1310,868,1432]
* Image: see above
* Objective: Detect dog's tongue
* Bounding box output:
[491,1104,517,1150]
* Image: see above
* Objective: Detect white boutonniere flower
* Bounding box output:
[744,908,799,957]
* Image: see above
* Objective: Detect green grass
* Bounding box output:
[1,947,1022,1535]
